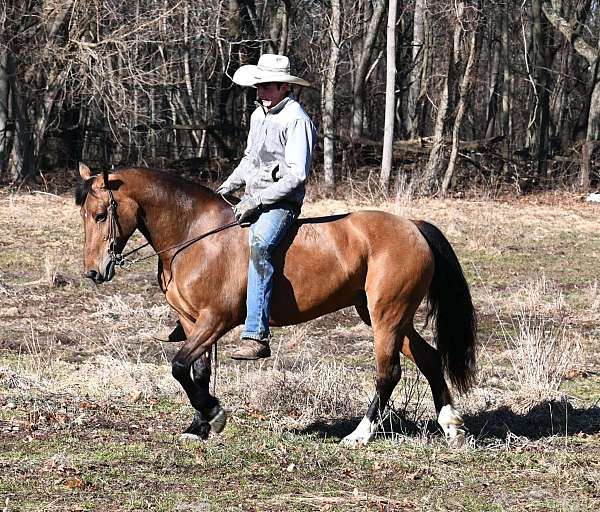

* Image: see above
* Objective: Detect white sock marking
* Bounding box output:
[341,416,377,447]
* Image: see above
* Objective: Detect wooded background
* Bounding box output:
[0,0,598,195]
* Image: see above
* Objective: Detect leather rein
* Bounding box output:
[102,168,239,270]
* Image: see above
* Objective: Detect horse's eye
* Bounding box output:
[95,212,107,223]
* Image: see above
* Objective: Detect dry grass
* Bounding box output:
[584,279,600,321]
[502,277,581,394]
[2,188,600,510]
[222,361,367,427]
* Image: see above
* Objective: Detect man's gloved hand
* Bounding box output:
[216,184,232,195]
[234,197,261,225]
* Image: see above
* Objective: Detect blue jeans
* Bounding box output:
[242,204,297,341]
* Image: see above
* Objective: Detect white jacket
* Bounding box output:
[220,95,316,207]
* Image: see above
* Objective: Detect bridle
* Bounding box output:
[103,168,122,266]
[101,168,239,270]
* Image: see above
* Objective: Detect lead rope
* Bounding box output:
[103,183,232,398]
[210,196,235,397]
[212,341,218,396]
[112,194,238,269]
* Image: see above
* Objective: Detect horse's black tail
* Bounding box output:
[414,220,477,394]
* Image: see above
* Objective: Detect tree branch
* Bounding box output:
[541,0,598,66]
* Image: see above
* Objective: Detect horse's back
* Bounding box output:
[291,210,429,262]
[269,210,433,323]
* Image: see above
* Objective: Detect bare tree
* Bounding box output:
[542,0,599,190]
[380,0,397,189]
[351,0,386,140]
[0,46,8,171]
[442,17,479,195]
[322,0,342,190]
[525,0,551,181]
[419,1,466,195]
[406,0,427,139]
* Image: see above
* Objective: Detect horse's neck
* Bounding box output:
[129,174,228,254]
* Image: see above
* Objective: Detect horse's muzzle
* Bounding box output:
[84,259,116,283]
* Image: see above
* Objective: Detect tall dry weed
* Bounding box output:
[223,360,367,427]
[43,254,70,288]
[502,277,579,395]
[584,279,600,320]
[18,321,59,380]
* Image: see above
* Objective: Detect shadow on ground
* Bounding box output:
[296,401,600,442]
[465,400,600,440]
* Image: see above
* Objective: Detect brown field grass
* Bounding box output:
[1,185,600,511]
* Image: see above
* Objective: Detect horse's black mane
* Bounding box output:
[74,167,214,206]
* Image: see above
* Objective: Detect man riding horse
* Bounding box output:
[160,54,316,360]
[76,55,476,446]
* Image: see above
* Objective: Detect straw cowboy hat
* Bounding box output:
[232,54,311,87]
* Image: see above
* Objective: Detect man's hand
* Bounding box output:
[234,197,261,225]
[216,184,232,195]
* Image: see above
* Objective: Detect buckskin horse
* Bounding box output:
[75,163,477,446]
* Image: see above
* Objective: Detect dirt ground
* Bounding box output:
[1,185,600,511]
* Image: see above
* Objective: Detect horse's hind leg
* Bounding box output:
[401,326,465,440]
[180,350,212,440]
[342,322,402,447]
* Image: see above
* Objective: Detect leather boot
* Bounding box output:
[230,338,271,360]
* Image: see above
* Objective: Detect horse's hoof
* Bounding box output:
[438,405,464,436]
[447,428,468,448]
[340,416,376,448]
[183,422,210,440]
[179,432,204,443]
[208,407,227,434]
[340,432,375,449]
[340,437,363,449]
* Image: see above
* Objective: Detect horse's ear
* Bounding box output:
[101,168,110,189]
[79,162,92,180]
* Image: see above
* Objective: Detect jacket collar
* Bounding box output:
[255,94,293,116]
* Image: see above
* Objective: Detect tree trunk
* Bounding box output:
[442,26,478,195]
[586,53,600,142]
[541,0,599,190]
[500,6,512,174]
[31,66,69,172]
[485,35,501,139]
[278,0,291,55]
[550,40,570,149]
[7,53,32,180]
[406,0,425,138]
[420,2,464,195]
[526,0,551,179]
[322,0,342,191]
[380,0,397,190]
[0,48,9,173]
[183,0,202,155]
[351,0,386,140]
[581,58,599,191]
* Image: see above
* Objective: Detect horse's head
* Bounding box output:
[76,163,138,284]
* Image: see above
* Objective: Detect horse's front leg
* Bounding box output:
[179,352,213,440]
[171,311,228,440]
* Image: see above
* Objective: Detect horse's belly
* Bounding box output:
[269,272,359,326]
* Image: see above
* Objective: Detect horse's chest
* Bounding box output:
[160,271,192,317]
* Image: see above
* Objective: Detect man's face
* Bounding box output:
[256,82,289,109]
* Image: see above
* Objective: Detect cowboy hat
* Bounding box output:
[232,54,311,87]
